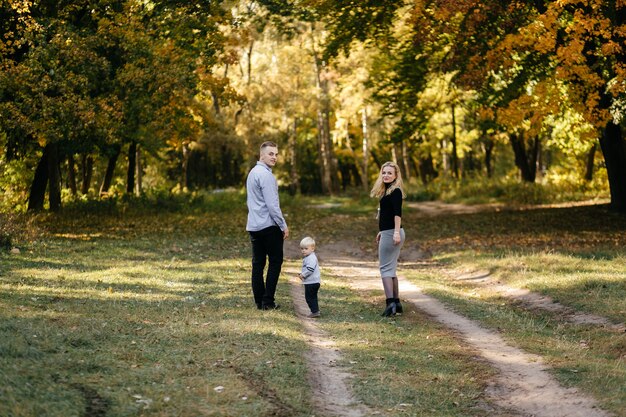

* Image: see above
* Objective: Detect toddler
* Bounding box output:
[298,237,321,318]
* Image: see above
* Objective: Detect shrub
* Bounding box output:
[409,174,609,205]
[0,214,14,250]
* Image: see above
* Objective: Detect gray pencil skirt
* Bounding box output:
[378,228,405,278]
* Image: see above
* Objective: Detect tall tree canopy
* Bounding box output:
[1,0,623,211]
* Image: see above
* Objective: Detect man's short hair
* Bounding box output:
[260,141,277,152]
[300,236,316,249]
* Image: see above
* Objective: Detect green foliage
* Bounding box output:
[0,232,11,251]
[410,174,609,205]
[0,211,20,250]
[0,156,32,213]
[60,188,247,216]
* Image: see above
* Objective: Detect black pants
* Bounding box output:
[249,226,284,308]
[304,283,320,313]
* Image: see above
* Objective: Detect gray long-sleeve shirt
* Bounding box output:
[246,162,287,232]
[300,252,321,284]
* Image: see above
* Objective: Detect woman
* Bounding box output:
[371,161,406,316]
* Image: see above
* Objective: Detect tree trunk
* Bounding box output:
[80,154,93,195]
[27,148,49,211]
[536,143,545,182]
[451,103,459,179]
[391,143,399,168]
[181,143,189,192]
[100,145,121,197]
[483,137,494,178]
[584,142,597,182]
[67,154,77,195]
[370,149,382,172]
[411,156,421,185]
[419,154,437,185]
[126,141,136,194]
[598,121,626,211]
[441,139,450,175]
[510,132,539,182]
[247,40,254,85]
[135,144,142,195]
[288,117,300,195]
[392,142,409,180]
[360,108,370,192]
[47,142,62,212]
[311,28,339,195]
[316,108,334,194]
[401,141,411,181]
[463,149,476,174]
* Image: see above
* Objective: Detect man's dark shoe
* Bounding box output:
[262,304,280,310]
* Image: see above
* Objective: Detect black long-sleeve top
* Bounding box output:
[378,187,403,231]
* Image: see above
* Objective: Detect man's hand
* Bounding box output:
[283,226,289,240]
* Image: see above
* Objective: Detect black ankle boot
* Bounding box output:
[381,298,396,317]
[394,298,403,315]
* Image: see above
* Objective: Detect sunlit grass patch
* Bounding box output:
[438,250,626,323]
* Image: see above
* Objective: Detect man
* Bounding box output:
[246,141,289,310]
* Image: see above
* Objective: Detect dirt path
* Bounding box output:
[286,269,372,417]
[285,238,614,416]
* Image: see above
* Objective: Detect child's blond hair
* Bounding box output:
[300,236,316,249]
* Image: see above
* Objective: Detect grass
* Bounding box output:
[1,191,625,416]
[1,243,312,416]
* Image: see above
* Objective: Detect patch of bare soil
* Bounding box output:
[232,366,298,417]
[286,268,372,417]
[70,383,110,417]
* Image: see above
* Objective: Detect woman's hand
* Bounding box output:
[393,231,401,245]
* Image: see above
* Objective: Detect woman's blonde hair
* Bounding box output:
[370,161,406,199]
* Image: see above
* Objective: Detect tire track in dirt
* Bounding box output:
[285,269,372,417]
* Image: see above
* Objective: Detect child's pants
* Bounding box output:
[304,283,320,313]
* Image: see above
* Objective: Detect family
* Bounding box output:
[246,141,405,318]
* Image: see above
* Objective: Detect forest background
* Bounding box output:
[1,0,626,214]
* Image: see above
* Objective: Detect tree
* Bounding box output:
[1,0,233,209]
